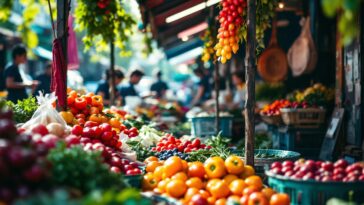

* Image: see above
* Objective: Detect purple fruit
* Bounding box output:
[0,119,17,139]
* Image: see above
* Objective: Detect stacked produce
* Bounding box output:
[60,90,143,175]
[268,159,364,182]
[291,83,334,107]
[260,99,291,116]
[215,0,246,63]
[143,155,290,205]
[0,100,127,203]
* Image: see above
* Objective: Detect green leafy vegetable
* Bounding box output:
[127,140,157,161]
[47,143,126,194]
[7,96,38,123]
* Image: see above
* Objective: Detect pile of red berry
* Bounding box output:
[151,135,210,153]
[70,123,142,175]
[0,107,52,202]
[72,122,122,150]
[269,159,364,182]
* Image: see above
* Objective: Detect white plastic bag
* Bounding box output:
[22,92,68,131]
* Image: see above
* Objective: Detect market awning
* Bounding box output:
[139,0,220,60]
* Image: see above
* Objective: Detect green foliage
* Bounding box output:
[75,0,136,56]
[321,0,363,45]
[14,188,152,205]
[240,0,279,51]
[127,140,156,161]
[255,82,286,102]
[6,96,38,123]
[188,134,232,162]
[47,143,127,194]
[0,0,13,21]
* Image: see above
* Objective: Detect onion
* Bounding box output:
[46,123,65,137]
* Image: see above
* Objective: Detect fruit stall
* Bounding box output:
[1,0,364,204]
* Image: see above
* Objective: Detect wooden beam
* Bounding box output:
[244,0,256,166]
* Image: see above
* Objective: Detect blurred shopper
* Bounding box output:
[191,67,211,107]
[3,44,38,102]
[119,69,144,105]
[34,62,52,95]
[229,70,246,109]
[150,70,168,99]
[95,68,124,106]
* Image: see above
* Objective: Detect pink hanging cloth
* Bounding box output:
[51,38,67,109]
[67,15,79,70]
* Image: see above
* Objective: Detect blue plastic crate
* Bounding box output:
[266,171,364,205]
[190,116,233,137]
[271,126,325,159]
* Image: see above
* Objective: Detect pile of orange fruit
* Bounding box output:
[143,155,290,205]
[59,89,129,134]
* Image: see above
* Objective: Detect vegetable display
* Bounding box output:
[268,159,364,182]
[142,155,290,205]
[6,97,38,123]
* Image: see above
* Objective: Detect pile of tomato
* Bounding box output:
[151,135,210,153]
[260,100,291,116]
[142,155,290,205]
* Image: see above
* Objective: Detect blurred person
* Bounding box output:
[3,44,38,102]
[34,62,52,95]
[190,67,212,107]
[95,68,124,106]
[119,69,144,105]
[150,70,168,99]
[229,70,246,109]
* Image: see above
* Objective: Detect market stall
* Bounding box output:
[0,0,364,204]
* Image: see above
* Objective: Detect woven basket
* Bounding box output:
[260,113,283,125]
[280,108,326,128]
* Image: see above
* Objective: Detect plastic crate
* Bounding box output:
[266,171,364,205]
[190,116,233,137]
[280,108,326,128]
[271,126,325,159]
[124,174,143,188]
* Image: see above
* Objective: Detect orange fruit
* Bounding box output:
[171,172,188,181]
[146,161,162,173]
[244,176,263,190]
[184,187,199,202]
[181,160,188,171]
[157,179,170,193]
[188,161,206,178]
[229,179,247,196]
[199,189,210,199]
[242,185,260,196]
[207,196,216,205]
[223,174,238,185]
[208,180,230,199]
[154,166,164,181]
[186,177,204,189]
[144,156,159,164]
[164,156,183,177]
[206,179,220,192]
[270,193,290,205]
[241,165,255,179]
[215,198,227,205]
[261,187,276,200]
[166,179,187,198]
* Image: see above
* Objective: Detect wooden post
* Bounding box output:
[110,41,116,105]
[214,62,220,135]
[244,0,256,166]
[56,0,68,110]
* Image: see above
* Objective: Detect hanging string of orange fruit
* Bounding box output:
[214,0,278,64]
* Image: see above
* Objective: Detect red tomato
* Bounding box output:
[84,121,99,128]
[129,127,138,133]
[84,96,92,105]
[101,131,113,141]
[72,125,83,136]
[99,123,112,132]
[129,131,138,138]
[74,97,87,110]
[192,139,201,148]
[75,113,86,119]
[91,126,102,138]
[70,107,79,115]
